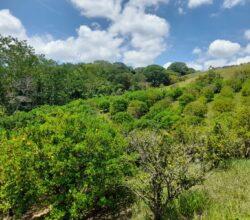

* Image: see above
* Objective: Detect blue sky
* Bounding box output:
[0,0,250,69]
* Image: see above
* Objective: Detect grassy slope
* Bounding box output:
[195,160,250,220]
[131,160,250,220]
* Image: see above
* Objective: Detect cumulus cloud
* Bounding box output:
[192,47,202,55]
[208,39,241,58]
[244,29,250,40]
[70,0,122,20]
[110,4,170,67]
[223,0,246,8]
[0,0,170,67]
[188,0,213,8]
[0,9,27,39]
[163,62,172,68]
[30,26,123,63]
[188,39,250,70]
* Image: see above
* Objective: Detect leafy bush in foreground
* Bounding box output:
[0,106,133,219]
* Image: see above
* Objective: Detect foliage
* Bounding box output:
[167,62,195,76]
[143,65,170,87]
[241,79,250,96]
[127,100,148,118]
[0,104,134,219]
[110,98,128,115]
[128,130,211,220]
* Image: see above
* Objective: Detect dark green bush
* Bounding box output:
[241,79,250,96]
[178,93,196,107]
[202,86,215,102]
[112,112,134,124]
[110,98,128,115]
[98,100,110,113]
[168,87,183,100]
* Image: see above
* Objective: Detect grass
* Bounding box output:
[131,160,250,220]
[195,160,250,220]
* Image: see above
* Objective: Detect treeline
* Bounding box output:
[0,36,195,114]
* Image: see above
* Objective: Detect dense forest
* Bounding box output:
[0,36,250,220]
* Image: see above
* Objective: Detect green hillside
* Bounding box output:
[0,41,250,220]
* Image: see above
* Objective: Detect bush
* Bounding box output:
[212,97,235,113]
[184,99,207,118]
[202,86,214,102]
[112,112,134,124]
[153,109,180,129]
[127,100,148,118]
[168,87,183,100]
[110,98,128,115]
[98,100,110,113]
[241,79,250,96]
[226,78,243,92]
[178,93,196,107]
[0,107,134,219]
[220,86,235,98]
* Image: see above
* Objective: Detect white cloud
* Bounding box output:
[0,9,27,39]
[163,62,172,68]
[188,0,213,8]
[70,0,122,20]
[0,0,170,67]
[110,3,170,67]
[222,0,245,8]
[204,58,228,69]
[192,47,202,55]
[244,29,250,40]
[208,39,241,58]
[187,62,203,70]
[30,26,123,63]
[178,7,185,14]
[245,44,250,54]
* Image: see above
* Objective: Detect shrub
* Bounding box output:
[220,86,235,98]
[202,86,214,102]
[98,100,110,113]
[241,79,250,96]
[168,87,183,100]
[226,78,243,92]
[110,98,128,115]
[153,109,180,129]
[112,112,134,124]
[184,99,207,118]
[127,100,148,118]
[212,97,235,113]
[0,107,134,219]
[178,93,196,107]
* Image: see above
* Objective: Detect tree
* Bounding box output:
[0,35,40,112]
[143,65,170,87]
[167,62,194,76]
[128,130,211,220]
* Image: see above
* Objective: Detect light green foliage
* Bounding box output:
[0,103,134,219]
[127,100,148,118]
[220,85,234,98]
[212,96,235,113]
[184,99,207,118]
